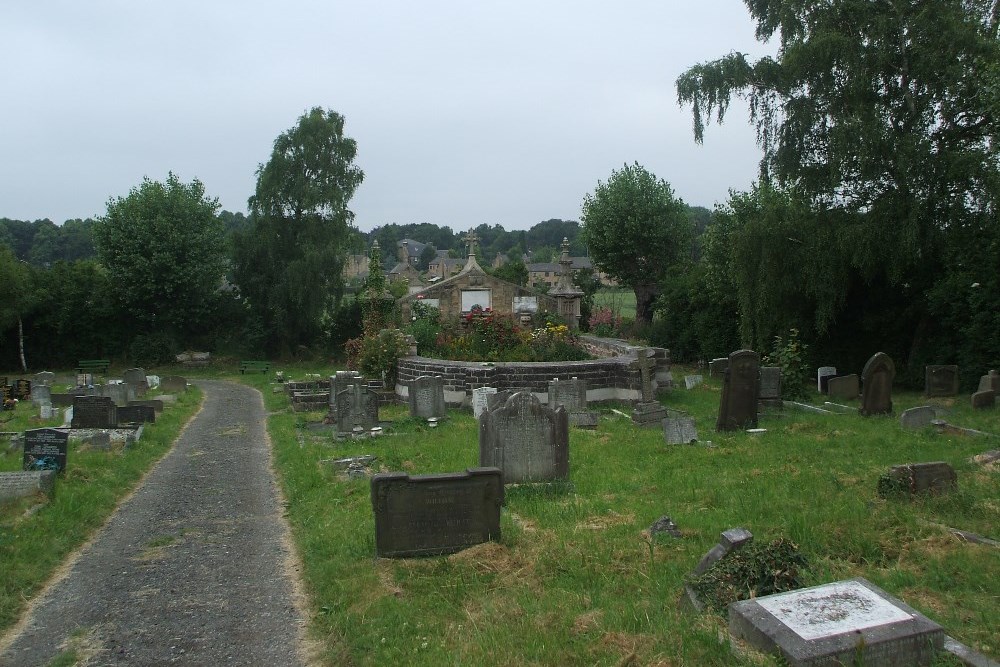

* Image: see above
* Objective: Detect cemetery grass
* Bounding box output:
[593,288,637,319]
[246,372,999,666]
[0,386,203,632]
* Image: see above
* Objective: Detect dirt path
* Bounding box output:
[0,380,310,666]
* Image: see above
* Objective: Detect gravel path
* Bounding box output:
[0,380,309,666]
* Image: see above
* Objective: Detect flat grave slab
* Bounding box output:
[0,470,56,502]
[729,578,943,666]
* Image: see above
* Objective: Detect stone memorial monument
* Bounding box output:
[408,375,447,420]
[479,391,569,484]
[859,352,895,416]
[631,348,666,427]
[826,374,859,400]
[472,386,497,419]
[716,350,759,432]
[816,366,837,393]
[662,415,698,445]
[23,428,69,474]
[70,396,117,429]
[548,377,598,428]
[336,382,380,434]
[924,365,959,397]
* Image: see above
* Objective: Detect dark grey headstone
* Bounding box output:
[408,375,447,419]
[116,405,156,425]
[128,399,164,413]
[123,367,147,385]
[817,366,837,393]
[729,578,943,666]
[22,428,69,474]
[977,370,1000,393]
[859,352,895,417]
[336,383,380,433]
[709,357,729,378]
[328,371,363,422]
[900,406,936,429]
[716,350,759,432]
[101,382,132,407]
[159,376,188,393]
[662,416,698,445]
[486,388,529,413]
[0,470,56,501]
[371,467,503,557]
[879,462,957,497]
[71,395,117,429]
[971,390,995,410]
[547,377,586,413]
[827,374,859,400]
[479,392,569,484]
[759,366,781,400]
[49,393,75,408]
[925,365,959,397]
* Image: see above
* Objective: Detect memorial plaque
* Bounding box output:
[971,389,995,410]
[472,386,497,419]
[71,395,117,429]
[408,376,447,419]
[0,470,56,502]
[371,468,503,557]
[900,406,935,429]
[479,392,569,483]
[116,405,156,425]
[716,350,759,432]
[22,428,69,473]
[859,352,895,417]
[816,366,837,393]
[879,462,957,497]
[729,578,943,666]
[826,374,859,400]
[925,365,959,397]
[684,375,703,390]
[759,366,781,401]
[13,379,31,400]
[662,416,698,444]
[513,296,538,313]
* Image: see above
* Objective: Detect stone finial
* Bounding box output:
[463,229,479,258]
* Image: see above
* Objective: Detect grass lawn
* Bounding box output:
[239,369,1000,666]
[593,288,637,319]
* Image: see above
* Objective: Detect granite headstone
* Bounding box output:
[859,352,895,417]
[479,392,569,483]
[716,350,759,432]
[22,428,69,473]
[924,365,959,397]
[408,375,447,419]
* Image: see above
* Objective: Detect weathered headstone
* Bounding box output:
[408,375,447,419]
[708,357,729,378]
[486,388,530,412]
[816,366,837,393]
[632,348,666,427]
[123,367,147,385]
[116,405,156,425]
[684,375,703,390]
[13,379,31,400]
[22,428,69,473]
[101,383,132,407]
[159,376,188,393]
[327,371,362,421]
[900,406,936,430]
[826,374,859,400]
[75,372,94,388]
[859,352,895,417]
[925,365,959,397]
[71,395,117,429]
[662,415,698,445]
[729,578,943,666]
[977,369,1000,393]
[479,392,569,483]
[0,470,56,502]
[878,462,957,497]
[32,371,55,387]
[336,383,380,433]
[370,467,503,557]
[758,366,781,406]
[548,377,598,428]
[145,375,160,389]
[472,386,498,419]
[716,350,759,432]
[30,384,52,407]
[971,389,995,410]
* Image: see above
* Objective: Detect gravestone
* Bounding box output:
[548,377,598,428]
[128,399,164,413]
[925,365,959,397]
[758,366,781,406]
[479,392,569,484]
[116,405,156,425]
[486,388,530,413]
[900,406,936,429]
[816,366,837,393]
[977,369,1000,393]
[30,384,52,407]
[971,390,995,410]
[71,396,117,429]
[336,383,380,433]
[75,372,94,388]
[859,352,895,417]
[13,379,31,400]
[123,367,147,385]
[632,348,666,427]
[22,428,69,473]
[826,374,859,400]
[371,467,503,557]
[327,371,362,421]
[662,415,698,445]
[472,386,497,419]
[408,375,447,419]
[878,462,957,497]
[102,382,133,407]
[684,375,703,390]
[708,357,729,378]
[32,371,55,387]
[716,350,759,432]
[729,578,943,666]
[145,375,160,389]
[159,376,188,393]
[0,470,56,502]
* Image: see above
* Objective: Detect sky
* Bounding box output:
[2,1,775,232]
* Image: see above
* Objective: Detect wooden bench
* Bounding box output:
[77,359,111,375]
[239,360,271,374]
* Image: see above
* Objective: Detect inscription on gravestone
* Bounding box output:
[662,416,698,445]
[23,428,69,473]
[336,383,379,433]
[371,468,503,557]
[408,376,447,419]
[0,470,57,501]
[479,392,569,483]
[859,352,895,417]
[71,395,117,429]
[716,350,759,432]
[925,365,959,397]
[759,366,781,402]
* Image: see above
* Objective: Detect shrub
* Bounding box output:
[345,328,410,387]
[588,306,623,338]
[762,328,810,400]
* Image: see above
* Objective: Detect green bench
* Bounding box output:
[77,359,111,375]
[239,360,271,374]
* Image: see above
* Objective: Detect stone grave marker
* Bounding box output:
[684,375,703,390]
[816,366,837,393]
[22,428,69,473]
[101,383,132,407]
[71,395,117,429]
[826,374,859,400]
[336,382,380,433]
[472,386,497,419]
[859,352,895,417]
[632,348,666,427]
[479,392,569,483]
[327,371,362,421]
[716,350,759,432]
[971,390,995,410]
[548,377,598,428]
[759,366,781,406]
[159,376,188,393]
[708,357,729,378]
[13,379,31,400]
[0,375,8,387]
[486,388,529,413]
[662,415,698,445]
[878,462,957,498]
[123,367,146,385]
[30,384,52,407]
[900,406,936,429]
[729,578,943,666]
[0,470,56,502]
[145,375,160,389]
[75,372,94,388]
[371,467,503,557]
[128,399,164,413]
[32,371,55,387]
[977,369,1000,393]
[408,375,447,419]
[116,405,156,425]
[925,365,959,397]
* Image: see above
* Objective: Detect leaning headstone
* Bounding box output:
[925,365,959,397]
[145,375,160,389]
[977,369,1000,393]
[816,366,837,393]
[684,375,703,390]
[479,392,569,484]
[971,390,995,410]
[662,415,698,445]
[408,375,447,419]
[0,470,57,502]
[708,357,729,378]
[758,366,781,406]
[716,350,760,432]
[30,384,52,407]
[371,467,503,557]
[729,578,943,666]
[548,377,598,428]
[878,462,957,498]
[116,405,156,425]
[159,376,188,393]
[22,428,69,474]
[826,374,859,400]
[71,396,117,429]
[336,382,380,434]
[472,386,498,419]
[32,371,55,387]
[859,352,895,417]
[681,528,754,612]
[900,406,936,430]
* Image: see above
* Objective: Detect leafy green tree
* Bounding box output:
[93,173,226,344]
[0,246,34,370]
[490,259,529,287]
[233,107,364,355]
[581,162,694,325]
[417,244,437,271]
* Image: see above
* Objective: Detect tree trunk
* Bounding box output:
[18,316,27,372]
[634,284,659,327]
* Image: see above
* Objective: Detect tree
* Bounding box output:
[581,162,693,325]
[417,244,437,271]
[233,107,364,355]
[491,258,529,287]
[93,173,226,344]
[0,246,34,370]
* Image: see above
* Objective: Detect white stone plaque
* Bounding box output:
[513,296,538,313]
[462,290,492,312]
[758,581,913,641]
[472,386,497,419]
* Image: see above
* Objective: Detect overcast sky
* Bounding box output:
[2,1,774,232]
